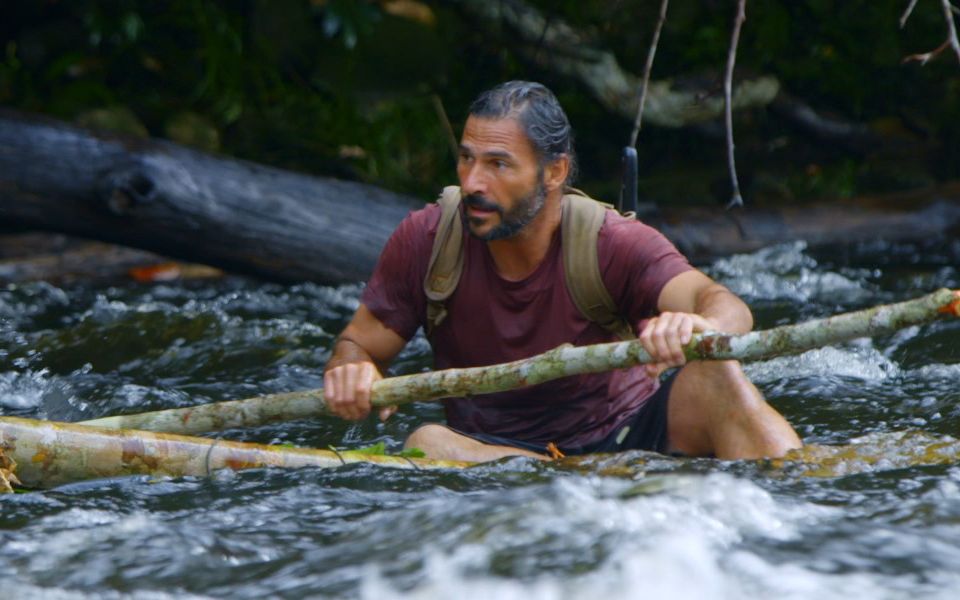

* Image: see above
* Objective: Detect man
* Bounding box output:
[323,81,801,462]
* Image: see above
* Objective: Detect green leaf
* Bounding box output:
[353,441,387,456]
[349,442,425,458]
[397,447,426,459]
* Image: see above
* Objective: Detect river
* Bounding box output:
[1,238,959,599]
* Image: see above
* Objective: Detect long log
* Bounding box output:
[3,110,960,286]
[79,288,960,436]
[3,416,960,490]
[0,109,417,284]
[0,416,469,489]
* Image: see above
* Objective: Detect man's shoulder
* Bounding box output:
[397,201,445,237]
[596,209,690,267]
[599,209,667,242]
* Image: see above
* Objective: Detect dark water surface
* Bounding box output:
[2,239,959,599]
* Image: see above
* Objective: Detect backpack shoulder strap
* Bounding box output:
[423,185,465,336]
[561,191,636,341]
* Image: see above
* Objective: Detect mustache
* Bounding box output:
[463,193,502,214]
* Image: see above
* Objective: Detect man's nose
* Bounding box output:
[459,163,486,196]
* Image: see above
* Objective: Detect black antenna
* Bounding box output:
[619,147,638,215]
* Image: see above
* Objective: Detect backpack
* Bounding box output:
[422,186,636,341]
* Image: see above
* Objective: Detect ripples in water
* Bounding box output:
[2,239,960,598]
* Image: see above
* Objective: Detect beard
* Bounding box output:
[462,177,547,241]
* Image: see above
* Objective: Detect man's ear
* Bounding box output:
[543,155,570,192]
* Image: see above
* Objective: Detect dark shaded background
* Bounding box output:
[2,0,958,205]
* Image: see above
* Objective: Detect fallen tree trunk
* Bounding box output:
[79,288,960,436]
[0,109,417,284]
[0,416,468,489]
[2,111,959,286]
[653,185,960,262]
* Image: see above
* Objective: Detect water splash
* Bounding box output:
[708,241,872,304]
[0,369,77,415]
[746,342,899,384]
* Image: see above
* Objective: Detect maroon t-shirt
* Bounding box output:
[361,202,692,448]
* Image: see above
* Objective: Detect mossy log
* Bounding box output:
[79,288,960,436]
[0,416,469,490]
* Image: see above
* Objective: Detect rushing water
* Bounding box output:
[1,239,959,599]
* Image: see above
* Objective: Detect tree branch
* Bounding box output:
[441,0,779,127]
[900,0,921,28]
[900,0,960,65]
[629,0,670,147]
[724,0,747,209]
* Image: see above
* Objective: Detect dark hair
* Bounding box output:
[468,81,578,184]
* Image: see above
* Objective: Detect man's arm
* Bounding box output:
[639,270,752,375]
[323,304,407,421]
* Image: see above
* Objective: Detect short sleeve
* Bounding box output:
[598,212,694,328]
[360,205,441,340]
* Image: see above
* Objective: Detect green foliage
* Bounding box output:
[1,0,957,202]
[350,441,426,458]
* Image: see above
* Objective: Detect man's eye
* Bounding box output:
[494,160,508,170]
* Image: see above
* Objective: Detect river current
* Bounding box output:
[1,239,959,599]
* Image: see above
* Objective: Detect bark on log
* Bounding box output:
[0,109,417,284]
[0,416,469,489]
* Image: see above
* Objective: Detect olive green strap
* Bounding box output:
[423,186,465,335]
[561,193,636,341]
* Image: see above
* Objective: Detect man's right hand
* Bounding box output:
[323,305,408,422]
[323,361,397,421]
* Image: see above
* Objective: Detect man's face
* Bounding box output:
[457,116,547,241]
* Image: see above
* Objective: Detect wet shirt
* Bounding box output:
[361,202,692,448]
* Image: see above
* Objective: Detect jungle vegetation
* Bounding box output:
[2,0,958,206]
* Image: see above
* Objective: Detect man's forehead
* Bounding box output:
[460,115,534,156]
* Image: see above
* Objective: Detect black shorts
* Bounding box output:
[450,369,679,456]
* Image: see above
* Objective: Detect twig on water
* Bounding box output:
[628,0,670,149]
[723,0,747,210]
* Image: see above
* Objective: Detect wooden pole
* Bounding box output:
[75,289,960,437]
[0,416,470,490]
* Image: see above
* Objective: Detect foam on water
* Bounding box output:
[357,472,960,600]
[0,281,70,321]
[5,510,158,575]
[746,342,899,384]
[707,241,872,303]
[354,473,837,599]
[908,363,960,380]
[4,585,207,600]
[0,368,75,412]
